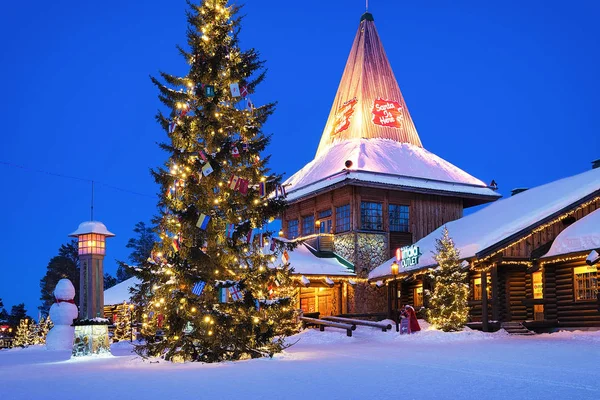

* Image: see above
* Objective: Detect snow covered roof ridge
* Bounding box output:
[369,167,600,280]
[543,208,600,259]
[284,139,500,202]
[315,12,422,157]
[69,221,115,237]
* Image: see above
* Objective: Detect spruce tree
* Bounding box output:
[427,227,469,331]
[113,304,132,342]
[13,319,34,347]
[133,0,296,363]
[33,316,53,345]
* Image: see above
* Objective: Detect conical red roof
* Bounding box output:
[315,12,422,157]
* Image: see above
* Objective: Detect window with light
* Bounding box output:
[360,202,383,231]
[574,265,598,301]
[77,234,106,255]
[413,286,423,307]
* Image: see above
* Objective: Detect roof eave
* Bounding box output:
[475,189,600,260]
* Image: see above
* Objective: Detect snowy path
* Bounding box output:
[1,327,599,400]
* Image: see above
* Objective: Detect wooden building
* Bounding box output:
[370,165,600,331]
[281,12,499,314]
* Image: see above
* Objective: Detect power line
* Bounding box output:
[0,160,156,199]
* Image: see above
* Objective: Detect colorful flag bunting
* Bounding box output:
[238,178,249,195]
[205,85,215,97]
[270,238,277,252]
[228,284,244,301]
[242,142,249,152]
[259,182,266,197]
[246,229,254,244]
[172,237,180,252]
[202,162,214,176]
[226,223,235,238]
[230,82,240,97]
[168,120,177,133]
[231,145,240,157]
[192,281,206,296]
[196,213,210,230]
[229,174,240,190]
[247,98,254,112]
[240,85,248,97]
[282,250,289,264]
[198,150,207,163]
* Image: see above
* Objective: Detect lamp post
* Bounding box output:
[391,260,399,332]
[69,221,115,319]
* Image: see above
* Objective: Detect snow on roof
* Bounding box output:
[104,277,140,306]
[369,167,600,280]
[284,139,499,202]
[270,243,355,277]
[543,208,600,259]
[69,221,115,237]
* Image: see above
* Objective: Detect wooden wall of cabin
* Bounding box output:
[503,266,529,321]
[283,185,464,254]
[467,270,492,322]
[500,198,600,259]
[298,285,345,317]
[546,261,600,328]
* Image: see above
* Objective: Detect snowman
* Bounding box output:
[46,279,78,351]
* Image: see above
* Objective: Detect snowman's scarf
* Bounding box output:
[54,295,75,305]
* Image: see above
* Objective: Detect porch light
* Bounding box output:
[315,220,321,229]
[391,261,399,276]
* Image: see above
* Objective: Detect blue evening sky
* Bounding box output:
[1,0,598,315]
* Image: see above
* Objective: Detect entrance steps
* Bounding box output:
[501,322,536,335]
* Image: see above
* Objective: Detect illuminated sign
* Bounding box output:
[398,245,421,268]
[371,98,403,128]
[332,98,358,136]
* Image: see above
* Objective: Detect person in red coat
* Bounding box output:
[405,305,421,332]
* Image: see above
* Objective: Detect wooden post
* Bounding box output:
[491,265,499,322]
[394,279,399,332]
[386,283,393,319]
[481,269,489,332]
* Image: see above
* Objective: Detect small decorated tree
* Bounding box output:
[427,227,469,331]
[113,304,132,342]
[32,316,53,345]
[13,319,34,347]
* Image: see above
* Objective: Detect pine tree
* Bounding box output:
[133,0,296,363]
[32,316,53,345]
[13,319,34,347]
[426,227,469,331]
[113,304,132,342]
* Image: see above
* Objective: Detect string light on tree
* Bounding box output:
[129,0,298,363]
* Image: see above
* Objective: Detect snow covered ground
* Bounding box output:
[2,323,600,400]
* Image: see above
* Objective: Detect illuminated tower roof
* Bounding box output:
[284,12,499,206]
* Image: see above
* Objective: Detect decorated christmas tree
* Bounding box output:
[32,316,53,345]
[426,227,469,331]
[13,318,34,347]
[132,0,297,363]
[113,305,132,342]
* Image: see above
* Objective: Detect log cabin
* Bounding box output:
[369,164,600,331]
[281,12,499,317]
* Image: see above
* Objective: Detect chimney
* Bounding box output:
[592,159,600,170]
[511,188,528,196]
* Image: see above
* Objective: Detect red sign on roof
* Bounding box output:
[332,98,358,136]
[371,99,403,128]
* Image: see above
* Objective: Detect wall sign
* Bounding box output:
[371,98,403,128]
[398,245,421,268]
[332,98,358,136]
